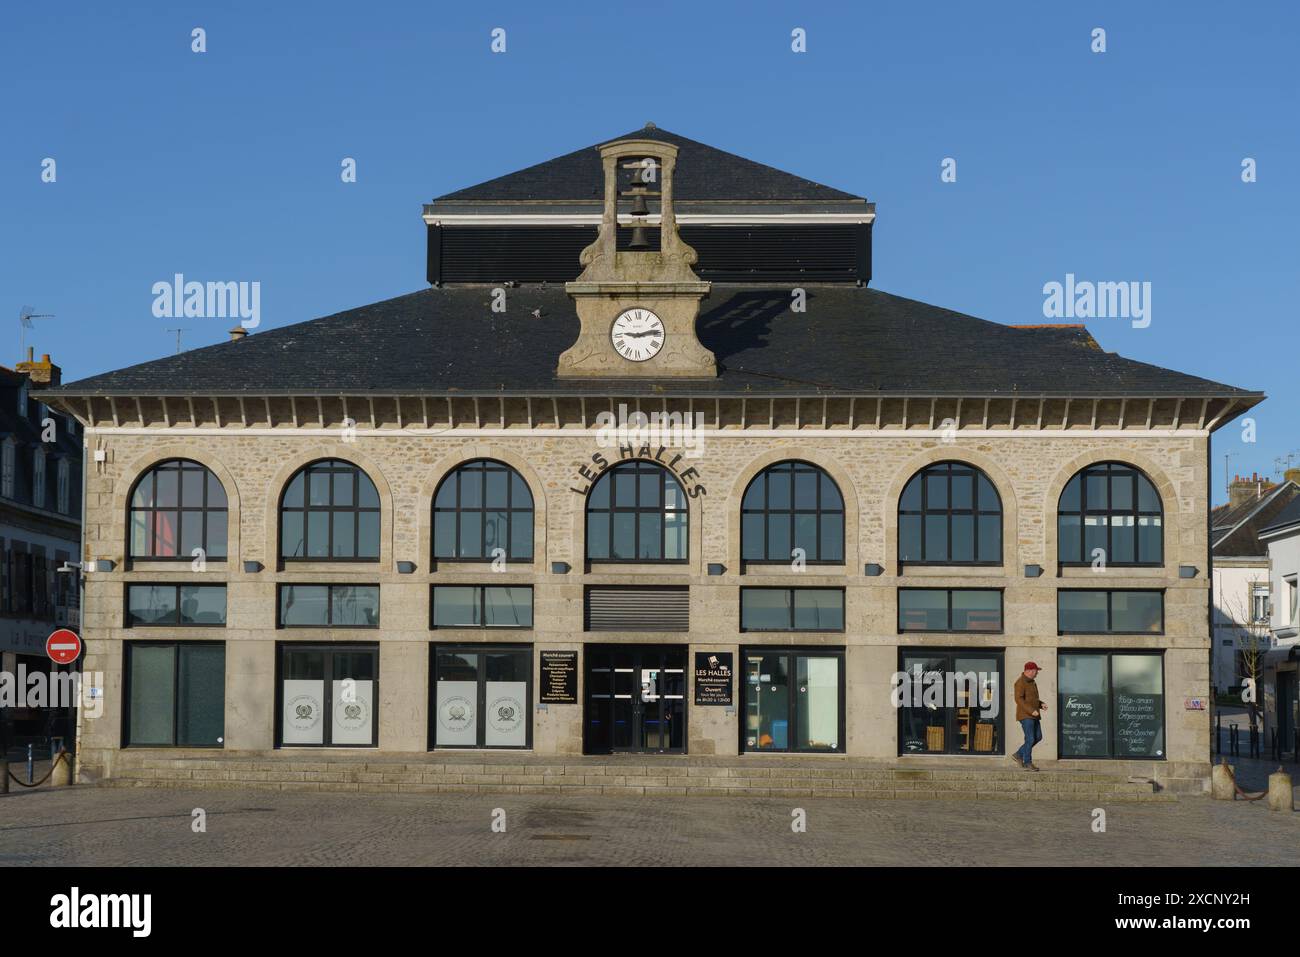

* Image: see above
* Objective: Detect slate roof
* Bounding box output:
[1260,495,1300,536]
[432,125,864,205]
[49,285,1262,400]
[1213,482,1300,556]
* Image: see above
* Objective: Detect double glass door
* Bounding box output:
[585,646,686,754]
[742,649,844,752]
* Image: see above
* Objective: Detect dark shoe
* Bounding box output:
[1025,762,1041,772]
[1011,753,1024,768]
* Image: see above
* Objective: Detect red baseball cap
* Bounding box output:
[1023,661,1040,672]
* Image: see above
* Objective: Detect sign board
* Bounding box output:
[539,650,578,704]
[46,629,82,665]
[694,652,733,706]
[1113,693,1163,756]
[1059,693,1109,757]
[1183,697,1207,711]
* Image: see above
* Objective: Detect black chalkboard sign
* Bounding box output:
[694,652,733,705]
[1113,693,1163,756]
[1059,692,1109,757]
[539,650,578,704]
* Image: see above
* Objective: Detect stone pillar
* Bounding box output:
[51,750,73,787]
[1210,759,1236,800]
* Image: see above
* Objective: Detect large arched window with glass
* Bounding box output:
[433,459,534,561]
[899,461,1002,565]
[129,459,228,560]
[741,461,844,564]
[1058,462,1163,566]
[586,461,687,562]
[280,460,380,561]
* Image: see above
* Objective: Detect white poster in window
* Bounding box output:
[332,679,374,745]
[436,680,477,746]
[282,679,325,745]
[484,681,527,747]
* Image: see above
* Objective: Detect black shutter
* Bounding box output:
[585,586,689,632]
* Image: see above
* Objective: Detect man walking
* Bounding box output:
[1012,662,1047,771]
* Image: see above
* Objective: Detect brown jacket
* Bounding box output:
[1014,674,1043,721]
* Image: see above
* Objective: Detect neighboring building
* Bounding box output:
[47,126,1263,794]
[0,351,84,756]
[1209,472,1300,695]
[1260,496,1300,754]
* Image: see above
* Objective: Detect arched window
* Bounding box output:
[1058,462,1162,566]
[741,461,844,563]
[280,459,379,560]
[899,462,1002,565]
[586,461,687,562]
[433,459,534,561]
[129,459,228,560]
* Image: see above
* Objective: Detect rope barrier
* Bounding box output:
[4,748,70,788]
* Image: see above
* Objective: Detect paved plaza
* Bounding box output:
[2,785,1297,867]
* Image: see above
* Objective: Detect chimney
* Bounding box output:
[1228,471,1276,509]
[228,326,248,342]
[15,350,61,389]
[1286,467,1300,487]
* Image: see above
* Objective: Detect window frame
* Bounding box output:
[279,459,381,563]
[432,459,535,564]
[1057,461,1164,567]
[896,647,1006,757]
[428,643,534,750]
[430,585,534,630]
[1057,649,1166,760]
[1057,589,1165,635]
[740,460,845,566]
[896,588,1005,634]
[898,461,1003,567]
[274,642,380,748]
[584,460,689,564]
[122,640,226,748]
[276,583,381,629]
[739,646,846,754]
[124,583,228,628]
[127,459,229,562]
[739,587,846,633]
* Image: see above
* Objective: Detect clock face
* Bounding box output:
[610,308,665,362]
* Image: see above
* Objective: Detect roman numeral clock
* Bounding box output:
[558,137,717,378]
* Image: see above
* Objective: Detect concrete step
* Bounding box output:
[101,751,1174,801]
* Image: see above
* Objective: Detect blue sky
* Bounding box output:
[2,0,1295,503]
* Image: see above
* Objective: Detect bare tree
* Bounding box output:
[1218,586,1272,729]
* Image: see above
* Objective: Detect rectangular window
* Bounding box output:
[740,588,844,632]
[897,650,1004,756]
[431,586,533,629]
[741,648,844,753]
[123,642,225,747]
[277,584,379,627]
[32,452,46,509]
[56,459,70,514]
[1251,584,1271,624]
[1058,590,1163,634]
[430,644,532,749]
[1287,576,1299,625]
[1059,651,1164,758]
[277,643,378,747]
[898,589,1002,632]
[585,586,688,632]
[126,584,227,626]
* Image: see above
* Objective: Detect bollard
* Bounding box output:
[1266,767,1293,812]
[0,759,8,794]
[26,743,33,785]
[50,750,72,787]
[1211,758,1236,800]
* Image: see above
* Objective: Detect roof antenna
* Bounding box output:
[18,305,53,359]
[167,328,185,354]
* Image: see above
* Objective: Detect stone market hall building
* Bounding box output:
[48,126,1262,796]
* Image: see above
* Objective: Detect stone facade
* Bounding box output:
[68,419,1214,793]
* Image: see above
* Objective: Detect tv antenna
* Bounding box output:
[166,328,185,354]
[18,306,54,359]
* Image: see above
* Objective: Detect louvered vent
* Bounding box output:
[585,586,689,632]
[431,225,869,285]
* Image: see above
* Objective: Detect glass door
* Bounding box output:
[585,646,686,754]
[897,650,1003,756]
[742,648,844,752]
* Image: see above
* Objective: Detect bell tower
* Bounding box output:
[558,135,716,377]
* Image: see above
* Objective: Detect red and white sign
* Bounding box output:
[46,629,82,665]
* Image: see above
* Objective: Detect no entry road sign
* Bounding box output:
[46,629,82,665]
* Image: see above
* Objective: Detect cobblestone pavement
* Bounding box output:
[2,786,1297,866]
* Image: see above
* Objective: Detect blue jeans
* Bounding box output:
[1017,717,1042,764]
